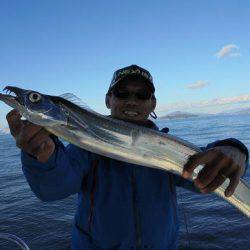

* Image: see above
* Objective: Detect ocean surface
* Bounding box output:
[0,114,249,250]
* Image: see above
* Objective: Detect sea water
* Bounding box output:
[0,114,249,249]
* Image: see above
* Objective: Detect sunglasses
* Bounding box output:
[112,89,152,100]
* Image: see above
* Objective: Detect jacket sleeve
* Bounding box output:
[21,136,92,202]
[175,138,249,192]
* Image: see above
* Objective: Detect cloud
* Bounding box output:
[209,95,250,105]
[229,52,241,58]
[187,81,209,89]
[157,94,250,114]
[215,44,241,58]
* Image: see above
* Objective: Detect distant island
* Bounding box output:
[159,107,250,120]
[159,111,199,120]
[217,107,250,115]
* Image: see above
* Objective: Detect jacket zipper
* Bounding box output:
[131,168,142,250]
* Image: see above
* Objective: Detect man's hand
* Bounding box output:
[182,146,246,197]
[6,109,55,163]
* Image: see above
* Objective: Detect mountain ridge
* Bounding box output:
[159,107,250,119]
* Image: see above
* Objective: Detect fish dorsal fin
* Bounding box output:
[59,93,93,111]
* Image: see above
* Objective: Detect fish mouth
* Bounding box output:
[0,86,24,108]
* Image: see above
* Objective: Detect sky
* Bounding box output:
[0,0,250,127]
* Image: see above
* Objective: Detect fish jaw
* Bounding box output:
[0,86,30,115]
[0,93,21,109]
[1,85,25,104]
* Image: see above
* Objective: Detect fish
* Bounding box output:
[0,85,250,218]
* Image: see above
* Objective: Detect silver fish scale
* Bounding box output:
[48,109,250,218]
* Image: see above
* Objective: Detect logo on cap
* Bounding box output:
[109,65,154,92]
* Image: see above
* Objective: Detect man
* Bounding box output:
[6,65,249,249]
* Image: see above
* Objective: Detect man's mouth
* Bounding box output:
[123,110,140,117]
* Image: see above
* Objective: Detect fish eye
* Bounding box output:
[29,92,42,103]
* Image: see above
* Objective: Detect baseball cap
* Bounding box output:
[108,65,155,93]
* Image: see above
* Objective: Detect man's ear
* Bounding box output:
[105,94,111,109]
[151,97,157,112]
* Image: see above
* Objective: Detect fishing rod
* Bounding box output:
[0,233,30,250]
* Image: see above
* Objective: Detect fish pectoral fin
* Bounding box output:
[59,103,105,141]
[60,123,78,130]
[60,103,89,129]
[59,103,114,143]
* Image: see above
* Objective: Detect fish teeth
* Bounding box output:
[5,89,15,96]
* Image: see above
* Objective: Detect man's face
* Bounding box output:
[106,78,156,125]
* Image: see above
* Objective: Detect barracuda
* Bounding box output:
[0,86,250,217]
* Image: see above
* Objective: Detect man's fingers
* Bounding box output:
[200,163,239,195]
[194,158,223,189]
[20,122,43,143]
[183,149,222,179]
[200,174,227,193]
[195,157,233,189]
[6,109,21,121]
[204,166,240,196]
[5,109,55,163]
[183,146,243,196]
[16,123,43,149]
[6,109,23,137]
[225,167,241,197]
[183,152,204,178]
[27,129,51,152]
[35,139,55,163]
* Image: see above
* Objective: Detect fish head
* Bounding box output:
[0,86,68,127]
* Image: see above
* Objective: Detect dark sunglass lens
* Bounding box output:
[113,90,130,99]
[136,91,152,100]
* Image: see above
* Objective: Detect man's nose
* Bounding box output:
[125,94,138,104]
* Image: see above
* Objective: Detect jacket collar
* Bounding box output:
[144,119,159,130]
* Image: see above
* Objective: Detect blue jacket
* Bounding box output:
[21,122,249,250]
